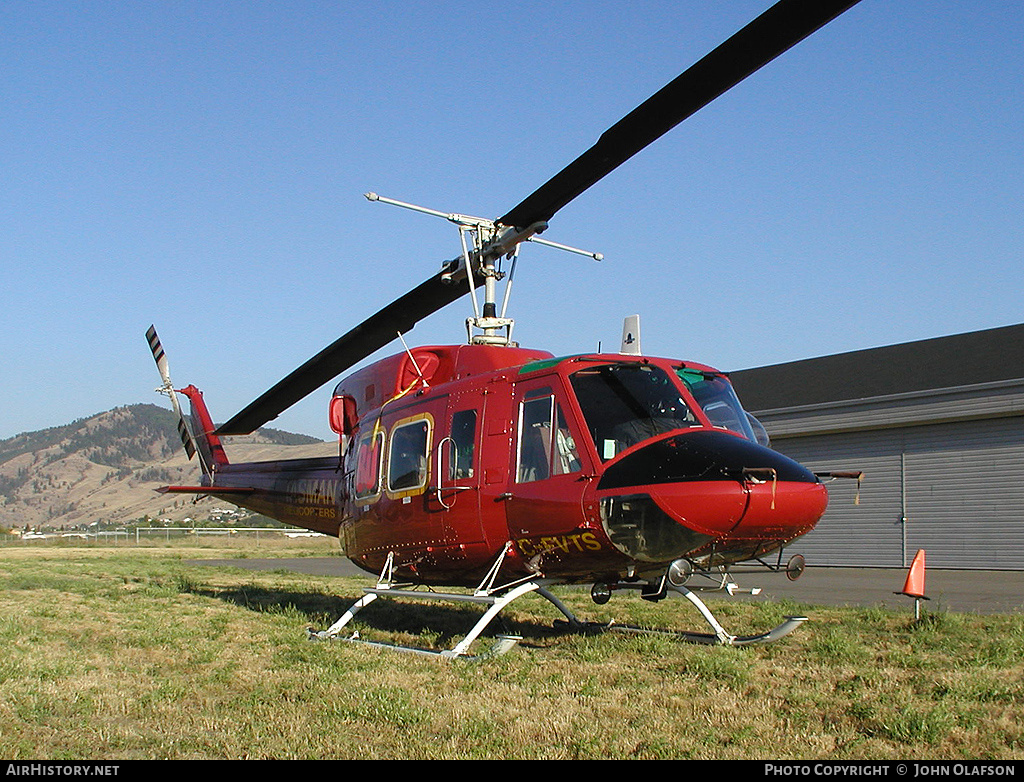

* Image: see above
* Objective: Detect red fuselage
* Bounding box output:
[205,344,827,587]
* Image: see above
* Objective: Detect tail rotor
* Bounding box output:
[146,325,209,474]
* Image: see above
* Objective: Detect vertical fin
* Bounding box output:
[179,384,230,468]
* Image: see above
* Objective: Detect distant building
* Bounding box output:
[730,324,1024,571]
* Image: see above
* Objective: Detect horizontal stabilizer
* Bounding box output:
[157,485,255,495]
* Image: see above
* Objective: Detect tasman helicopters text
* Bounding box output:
[291,478,339,519]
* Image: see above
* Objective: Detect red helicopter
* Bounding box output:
[148,0,863,658]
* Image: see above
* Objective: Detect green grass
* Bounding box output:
[0,544,1022,759]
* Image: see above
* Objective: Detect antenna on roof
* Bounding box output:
[620,315,642,355]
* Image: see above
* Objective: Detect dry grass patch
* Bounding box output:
[1,544,1022,759]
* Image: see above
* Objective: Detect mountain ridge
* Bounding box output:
[0,404,336,531]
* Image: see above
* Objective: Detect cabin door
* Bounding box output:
[434,389,486,545]
[504,377,590,543]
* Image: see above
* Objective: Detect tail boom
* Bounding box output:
[156,456,343,537]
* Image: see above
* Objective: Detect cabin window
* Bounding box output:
[449,410,477,480]
[570,363,699,460]
[516,390,581,483]
[388,418,430,493]
[353,430,384,500]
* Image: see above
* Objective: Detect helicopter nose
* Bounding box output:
[728,464,829,540]
[596,430,828,546]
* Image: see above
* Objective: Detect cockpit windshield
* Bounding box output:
[570,363,699,460]
[675,368,757,442]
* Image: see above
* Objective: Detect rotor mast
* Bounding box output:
[365,192,601,346]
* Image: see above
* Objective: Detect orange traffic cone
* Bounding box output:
[897,549,929,600]
[895,549,929,619]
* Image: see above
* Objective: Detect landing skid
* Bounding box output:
[309,547,807,658]
[308,548,584,660]
[593,583,806,646]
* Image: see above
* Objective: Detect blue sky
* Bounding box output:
[2,1,1022,441]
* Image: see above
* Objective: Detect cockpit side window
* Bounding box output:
[570,364,699,460]
[676,368,757,442]
[516,389,582,483]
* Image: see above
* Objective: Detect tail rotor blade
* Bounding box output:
[146,325,201,464]
[146,324,171,386]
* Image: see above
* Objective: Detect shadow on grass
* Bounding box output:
[177,568,835,655]
[181,578,570,651]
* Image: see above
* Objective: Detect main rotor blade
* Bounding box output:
[216,0,860,435]
[497,0,861,230]
[216,260,474,435]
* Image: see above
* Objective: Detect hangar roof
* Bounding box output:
[729,323,1024,411]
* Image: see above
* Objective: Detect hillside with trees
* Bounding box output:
[0,404,334,531]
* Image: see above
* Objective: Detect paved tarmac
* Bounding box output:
[191,558,1024,615]
[737,566,1024,615]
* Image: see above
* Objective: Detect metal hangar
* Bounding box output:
[729,324,1024,571]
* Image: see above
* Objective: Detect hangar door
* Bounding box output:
[772,416,1024,570]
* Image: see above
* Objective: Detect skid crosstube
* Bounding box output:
[308,579,581,660]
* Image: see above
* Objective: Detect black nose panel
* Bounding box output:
[597,430,818,491]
